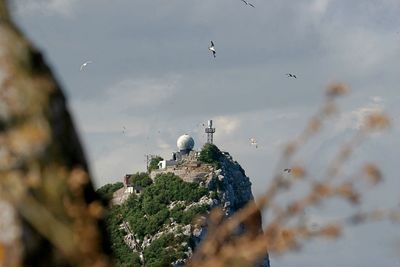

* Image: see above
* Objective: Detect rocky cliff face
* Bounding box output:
[196,151,270,267]
[112,150,270,267]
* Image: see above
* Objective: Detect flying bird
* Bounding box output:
[286,73,297,79]
[283,168,292,173]
[80,61,92,71]
[249,138,258,149]
[209,41,216,58]
[122,126,126,134]
[241,0,255,7]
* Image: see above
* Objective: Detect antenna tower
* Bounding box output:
[205,120,216,144]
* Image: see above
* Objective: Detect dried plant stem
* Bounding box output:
[189,84,393,267]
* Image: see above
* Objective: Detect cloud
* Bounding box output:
[70,75,180,135]
[370,96,383,103]
[13,0,79,17]
[91,140,146,187]
[104,77,179,108]
[67,75,189,186]
[156,139,173,150]
[309,0,332,17]
[335,97,385,131]
[214,115,241,136]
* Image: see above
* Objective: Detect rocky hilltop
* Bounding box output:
[99,143,270,267]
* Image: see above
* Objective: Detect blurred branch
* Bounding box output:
[188,83,392,267]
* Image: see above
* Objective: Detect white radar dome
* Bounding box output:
[177,134,195,151]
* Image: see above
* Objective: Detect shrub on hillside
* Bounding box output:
[148,156,163,172]
[107,172,209,259]
[198,143,222,169]
[96,182,124,202]
[129,172,153,188]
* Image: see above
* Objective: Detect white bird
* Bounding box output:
[80,61,92,71]
[241,0,255,7]
[249,138,258,148]
[286,73,297,79]
[209,41,216,58]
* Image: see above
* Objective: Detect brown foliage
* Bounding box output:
[187,83,393,267]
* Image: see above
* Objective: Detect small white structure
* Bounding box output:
[157,159,179,170]
[158,160,166,170]
[125,187,134,194]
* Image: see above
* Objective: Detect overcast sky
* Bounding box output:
[10,0,400,266]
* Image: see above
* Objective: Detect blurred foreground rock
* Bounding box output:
[0,1,111,266]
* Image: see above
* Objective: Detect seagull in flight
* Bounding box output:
[209,41,216,58]
[241,0,255,7]
[283,168,292,173]
[80,61,92,71]
[286,73,297,79]
[249,138,258,148]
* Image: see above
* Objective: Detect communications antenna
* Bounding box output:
[205,120,216,144]
[145,154,157,172]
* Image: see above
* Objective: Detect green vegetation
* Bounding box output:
[143,233,188,267]
[125,173,209,239]
[170,203,209,225]
[105,205,142,267]
[96,182,124,202]
[128,172,153,188]
[199,143,222,169]
[148,156,163,172]
[105,172,210,267]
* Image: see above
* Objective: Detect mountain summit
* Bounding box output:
[98,141,270,267]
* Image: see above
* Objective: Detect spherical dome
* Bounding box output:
[177,134,194,151]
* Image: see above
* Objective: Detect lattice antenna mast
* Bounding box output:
[145,154,157,172]
[205,120,216,144]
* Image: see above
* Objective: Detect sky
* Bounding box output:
[9,0,400,266]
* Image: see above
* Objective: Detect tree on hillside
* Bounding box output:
[128,172,153,187]
[96,182,124,202]
[148,156,163,172]
[199,143,222,168]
